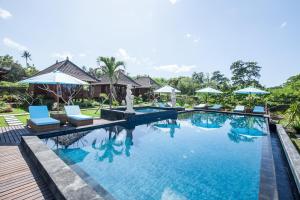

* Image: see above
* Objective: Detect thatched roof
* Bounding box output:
[34,59,98,83]
[134,76,160,89]
[94,70,140,87]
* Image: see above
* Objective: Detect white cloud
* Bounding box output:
[154,64,195,73]
[116,48,138,64]
[0,8,12,19]
[116,48,153,66]
[52,52,73,60]
[280,21,287,29]
[3,37,27,51]
[169,0,177,5]
[193,39,199,43]
[78,53,86,57]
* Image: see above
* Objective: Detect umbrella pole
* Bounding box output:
[57,84,59,112]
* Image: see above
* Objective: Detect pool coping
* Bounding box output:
[258,118,278,200]
[20,135,107,200]
[276,124,300,193]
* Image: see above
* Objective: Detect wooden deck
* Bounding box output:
[0,146,54,200]
[0,126,31,145]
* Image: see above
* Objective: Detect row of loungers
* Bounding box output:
[194,104,266,114]
[28,105,93,132]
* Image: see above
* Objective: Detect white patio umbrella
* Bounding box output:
[234,86,269,106]
[196,87,223,103]
[154,85,181,93]
[19,71,88,110]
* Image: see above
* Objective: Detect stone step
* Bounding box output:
[7,123,24,126]
[6,119,19,121]
[3,115,23,126]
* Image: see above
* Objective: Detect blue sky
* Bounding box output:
[0,0,299,87]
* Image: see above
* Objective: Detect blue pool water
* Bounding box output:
[135,108,165,113]
[43,112,268,200]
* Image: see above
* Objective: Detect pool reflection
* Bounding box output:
[191,112,227,130]
[228,115,267,143]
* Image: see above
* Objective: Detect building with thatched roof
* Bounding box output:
[30,58,98,100]
[132,76,160,99]
[92,70,141,101]
[30,58,159,102]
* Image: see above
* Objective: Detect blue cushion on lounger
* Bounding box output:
[29,106,50,119]
[209,104,222,110]
[234,105,245,112]
[253,106,265,113]
[68,115,92,120]
[30,117,59,126]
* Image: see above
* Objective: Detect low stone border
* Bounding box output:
[21,136,106,200]
[276,124,300,193]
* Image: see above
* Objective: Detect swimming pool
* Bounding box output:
[135,108,165,113]
[43,112,268,200]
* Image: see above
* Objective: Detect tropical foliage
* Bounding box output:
[96,56,125,109]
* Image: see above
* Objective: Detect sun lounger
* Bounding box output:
[194,104,207,109]
[233,105,245,112]
[64,105,93,126]
[28,106,60,132]
[252,106,265,114]
[208,104,222,110]
[157,102,170,108]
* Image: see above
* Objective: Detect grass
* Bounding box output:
[81,108,101,118]
[0,107,27,115]
[0,117,7,127]
[16,115,29,125]
[291,137,300,153]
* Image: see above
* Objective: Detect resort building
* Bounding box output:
[29,58,98,100]
[29,59,159,102]
[133,76,160,99]
[92,70,141,101]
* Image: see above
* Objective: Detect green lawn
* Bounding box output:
[16,115,29,125]
[0,117,7,127]
[81,108,101,118]
[0,107,27,115]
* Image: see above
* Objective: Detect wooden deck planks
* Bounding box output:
[0,146,54,200]
[0,125,30,145]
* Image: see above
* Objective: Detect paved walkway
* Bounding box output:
[3,115,23,126]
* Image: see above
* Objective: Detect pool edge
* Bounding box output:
[276,124,300,193]
[20,135,109,200]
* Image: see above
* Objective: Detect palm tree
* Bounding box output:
[21,51,31,67]
[97,57,125,109]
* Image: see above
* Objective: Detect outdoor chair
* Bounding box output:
[28,106,60,132]
[208,104,222,111]
[194,103,207,109]
[157,102,170,108]
[233,105,245,112]
[252,106,265,114]
[64,105,93,126]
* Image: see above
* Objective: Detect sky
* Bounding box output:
[0,0,300,87]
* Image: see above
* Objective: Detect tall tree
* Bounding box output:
[211,70,230,90]
[230,60,261,87]
[0,55,26,81]
[21,51,31,67]
[96,57,125,109]
[192,72,205,85]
